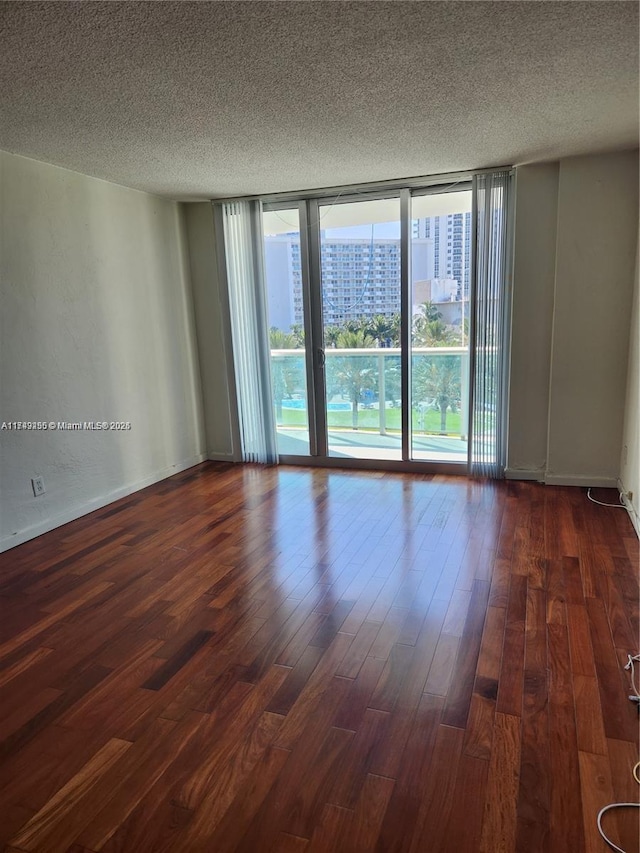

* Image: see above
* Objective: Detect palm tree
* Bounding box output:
[330,329,377,429]
[366,314,394,348]
[388,313,401,347]
[446,317,469,347]
[342,319,368,336]
[336,330,374,350]
[413,302,457,347]
[269,328,298,349]
[413,354,461,433]
[418,301,442,323]
[290,324,305,347]
[269,328,303,423]
[324,325,342,348]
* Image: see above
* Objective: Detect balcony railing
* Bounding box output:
[270,347,469,440]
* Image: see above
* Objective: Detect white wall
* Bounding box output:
[547,150,638,486]
[507,162,558,478]
[0,152,206,551]
[507,150,639,489]
[183,203,236,461]
[620,238,639,533]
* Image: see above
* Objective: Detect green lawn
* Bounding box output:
[277,405,462,436]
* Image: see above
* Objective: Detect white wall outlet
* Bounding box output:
[31,476,45,497]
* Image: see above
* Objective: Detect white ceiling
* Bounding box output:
[0,1,637,200]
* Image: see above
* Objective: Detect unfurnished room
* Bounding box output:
[0,2,638,851]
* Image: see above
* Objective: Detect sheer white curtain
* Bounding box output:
[468,170,514,478]
[219,199,277,464]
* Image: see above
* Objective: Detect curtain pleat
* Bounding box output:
[220,200,278,464]
[469,171,513,478]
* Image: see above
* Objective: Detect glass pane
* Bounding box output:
[263,208,310,456]
[410,190,472,462]
[318,198,402,460]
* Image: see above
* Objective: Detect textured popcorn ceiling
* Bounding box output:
[0,1,637,200]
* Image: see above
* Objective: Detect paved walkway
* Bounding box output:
[276,428,467,462]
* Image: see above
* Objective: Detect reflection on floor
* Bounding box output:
[276,428,467,462]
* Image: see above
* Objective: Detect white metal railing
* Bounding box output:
[270,347,469,438]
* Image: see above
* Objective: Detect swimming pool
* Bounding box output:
[282,400,351,411]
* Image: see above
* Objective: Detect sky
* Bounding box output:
[324,221,401,239]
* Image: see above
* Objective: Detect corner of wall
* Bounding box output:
[0,152,207,549]
[546,150,639,488]
[619,224,640,537]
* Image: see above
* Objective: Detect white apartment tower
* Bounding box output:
[412,212,472,299]
[264,213,471,332]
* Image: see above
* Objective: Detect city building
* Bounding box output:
[413,212,472,299]
[265,221,469,331]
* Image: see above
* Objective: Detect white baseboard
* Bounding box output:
[505,468,545,481]
[543,473,619,488]
[506,468,620,489]
[618,477,640,539]
[622,497,640,538]
[207,451,236,462]
[0,452,208,554]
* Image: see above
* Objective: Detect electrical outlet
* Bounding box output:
[31,476,45,497]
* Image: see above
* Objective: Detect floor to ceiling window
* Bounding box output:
[221,169,512,476]
[318,197,402,461]
[262,207,311,457]
[410,189,472,462]
[263,186,473,466]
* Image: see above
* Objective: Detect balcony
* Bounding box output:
[270,346,469,462]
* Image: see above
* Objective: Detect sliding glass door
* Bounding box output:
[410,190,472,462]
[318,197,402,460]
[219,168,512,475]
[262,185,474,469]
[263,206,312,457]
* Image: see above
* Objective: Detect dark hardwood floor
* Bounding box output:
[0,463,638,852]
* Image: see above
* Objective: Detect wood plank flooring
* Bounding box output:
[0,463,638,852]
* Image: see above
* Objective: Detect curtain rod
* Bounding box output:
[210,165,514,206]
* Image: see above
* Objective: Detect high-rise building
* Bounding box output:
[265,213,471,332]
[263,234,299,331]
[412,212,472,299]
[312,236,404,327]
